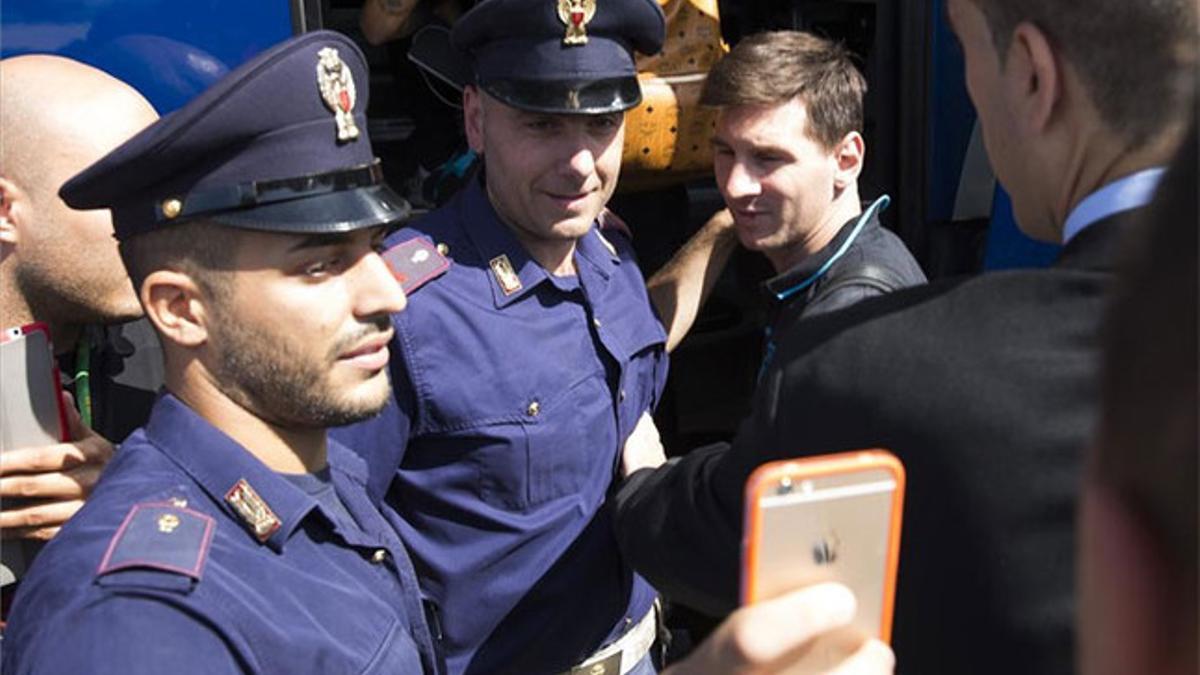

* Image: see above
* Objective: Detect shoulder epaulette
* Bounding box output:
[381,235,451,294]
[96,502,215,581]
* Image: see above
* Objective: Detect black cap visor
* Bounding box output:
[481,76,642,115]
[211,183,412,234]
[131,160,412,237]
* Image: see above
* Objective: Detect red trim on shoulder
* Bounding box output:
[96,502,216,580]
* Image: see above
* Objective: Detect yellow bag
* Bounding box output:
[620,0,728,191]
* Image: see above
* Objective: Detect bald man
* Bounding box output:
[0,55,159,582]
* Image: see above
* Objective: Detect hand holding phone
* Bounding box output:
[665,582,895,675]
[742,450,905,647]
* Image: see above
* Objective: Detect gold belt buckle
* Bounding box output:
[568,652,621,675]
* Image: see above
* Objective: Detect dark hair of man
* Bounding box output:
[699,30,866,150]
[118,219,236,300]
[966,0,1196,145]
[1097,121,1197,632]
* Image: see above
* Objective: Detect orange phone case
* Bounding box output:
[742,450,905,642]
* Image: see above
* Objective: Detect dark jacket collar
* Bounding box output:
[1055,206,1144,272]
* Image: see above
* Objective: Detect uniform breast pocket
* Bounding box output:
[515,373,618,508]
[625,345,665,417]
[360,617,426,675]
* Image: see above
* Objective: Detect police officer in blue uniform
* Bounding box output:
[334,1,670,673]
[2,31,441,674]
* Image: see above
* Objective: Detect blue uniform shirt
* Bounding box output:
[3,395,440,675]
[335,177,668,674]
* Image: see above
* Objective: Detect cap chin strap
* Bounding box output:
[153,160,386,224]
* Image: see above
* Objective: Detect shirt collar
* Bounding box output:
[143,394,320,552]
[764,195,889,302]
[460,176,614,306]
[1062,167,1166,244]
[460,176,551,308]
[574,228,618,281]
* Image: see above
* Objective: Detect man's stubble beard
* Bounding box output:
[207,310,393,430]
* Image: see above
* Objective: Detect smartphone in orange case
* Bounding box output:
[741,450,905,643]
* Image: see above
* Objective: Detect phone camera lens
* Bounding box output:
[776,477,794,495]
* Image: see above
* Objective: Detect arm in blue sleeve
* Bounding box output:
[15,594,246,675]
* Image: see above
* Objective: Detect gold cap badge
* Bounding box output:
[489,254,524,296]
[316,47,360,142]
[557,0,596,46]
[225,478,282,543]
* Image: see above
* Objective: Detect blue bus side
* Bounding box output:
[1,0,294,115]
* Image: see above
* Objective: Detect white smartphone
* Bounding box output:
[741,450,906,643]
[1,322,68,586]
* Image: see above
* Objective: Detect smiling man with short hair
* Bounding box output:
[648,31,925,353]
[333,1,672,672]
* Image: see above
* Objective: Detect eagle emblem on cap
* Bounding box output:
[316,47,360,142]
[557,0,596,46]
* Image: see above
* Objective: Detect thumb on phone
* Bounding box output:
[60,390,87,442]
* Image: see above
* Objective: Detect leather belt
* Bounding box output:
[560,604,658,675]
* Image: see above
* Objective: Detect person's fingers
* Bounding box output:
[1,525,62,542]
[76,431,116,464]
[725,583,859,665]
[0,463,100,500]
[630,411,661,444]
[61,390,116,463]
[825,639,895,675]
[0,499,83,534]
[667,583,859,674]
[622,411,667,475]
[60,389,91,442]
[0,443,88,475]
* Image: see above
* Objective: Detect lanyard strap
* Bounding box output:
[773,195,891,302]
[758,195,891,381]
[74,339,92,429]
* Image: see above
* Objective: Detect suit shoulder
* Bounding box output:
[777,268,1110,380]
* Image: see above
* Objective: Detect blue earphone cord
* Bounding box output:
[758,194,892,381]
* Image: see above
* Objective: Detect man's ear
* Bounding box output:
[140,270,212,348]
[463,85,486,155]
[1006,21,1061,136]
[0,176,28,246]
[832,131,865,190]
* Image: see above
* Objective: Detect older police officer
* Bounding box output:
[2,32,440,674]
[334,1,669,673]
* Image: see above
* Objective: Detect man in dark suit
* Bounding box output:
[614,0,1197,672]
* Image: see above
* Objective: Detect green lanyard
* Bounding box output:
[74,339,92,428]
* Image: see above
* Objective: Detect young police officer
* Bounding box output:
[334,1,670,673]
[2,32,440,674]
